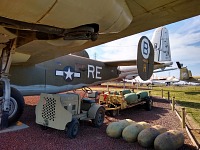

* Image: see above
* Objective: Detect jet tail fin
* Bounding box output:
[152,27,171,62]
[137,36,154,81]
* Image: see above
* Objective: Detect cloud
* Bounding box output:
[168,17,200,65]
[86,30,153,61]
[86,15,200,77]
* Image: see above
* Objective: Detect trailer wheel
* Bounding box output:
[66,118,79,139]
[92,107,105,127]
[0,87,25,125]
[145,97,153,111]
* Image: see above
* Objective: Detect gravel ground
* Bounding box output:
[0,95,197,150]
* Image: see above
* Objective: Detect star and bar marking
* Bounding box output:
[56,66,80,82]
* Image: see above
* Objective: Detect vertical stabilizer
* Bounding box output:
[137,36,154,81]
[177,62,192,81]
[151,27,171,62]
[180,67,191,80]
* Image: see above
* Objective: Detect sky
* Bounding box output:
[86,15,200,79]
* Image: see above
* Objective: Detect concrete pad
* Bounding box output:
[0,121,29,133]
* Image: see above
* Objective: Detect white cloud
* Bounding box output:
[86,30,153,61]
[168,17,200,65]
[86,15,200,77]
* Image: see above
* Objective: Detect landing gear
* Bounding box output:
[0,86,24,125]
[0,38,24,129]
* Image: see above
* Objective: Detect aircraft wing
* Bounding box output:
[153,68,177,73]
[0,0,200,65]
[104,60,162,67]
[104,60,137,67]
[121,67,175,80]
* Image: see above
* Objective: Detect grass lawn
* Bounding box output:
[149,85,200,127]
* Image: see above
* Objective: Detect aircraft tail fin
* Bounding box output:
[151,27,171,62]
[178,66,200,83]
[176,62,192,80]
[180,67,191,80]
[137,36,154,81]
[105,36,154,81]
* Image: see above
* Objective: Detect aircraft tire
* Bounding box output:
[92,106,105,128]
[0,87,25,125]
[66,118,79,139]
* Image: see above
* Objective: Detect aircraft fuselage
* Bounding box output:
[10,54,119,95]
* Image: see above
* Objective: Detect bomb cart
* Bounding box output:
[98,89,153,116]
[35,89,105,139]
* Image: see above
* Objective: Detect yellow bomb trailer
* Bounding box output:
[98,90,153,116]
[35,93,105,139]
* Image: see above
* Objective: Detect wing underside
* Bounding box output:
[0,0,198,65]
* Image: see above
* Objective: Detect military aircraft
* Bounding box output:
[177,62,200,83]
[1,35,156,128]
[0,1,200,128]
[125,73,180,86]
[11,26,172,96]
[125,76,153,86]
[1,26,173,128]
[152,76,179,86]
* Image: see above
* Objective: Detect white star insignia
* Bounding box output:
[64,68,74,80]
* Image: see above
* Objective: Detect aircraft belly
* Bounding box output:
[10,66,46,86]
[12,84,88,96]
[0,0,57,23]
[0,0,132,33]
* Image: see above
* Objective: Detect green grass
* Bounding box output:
[148,86,200,126]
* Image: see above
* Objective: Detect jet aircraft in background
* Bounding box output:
[0,1,200,129]
[151,76,179,86]
[125,74,179,86]
[131,62,200,86]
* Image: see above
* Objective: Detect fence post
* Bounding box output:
[181,107,186,129]
[167,91,170,101]
[149,91,151,96]
[161,89,163,98]
[172,97,175,111]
